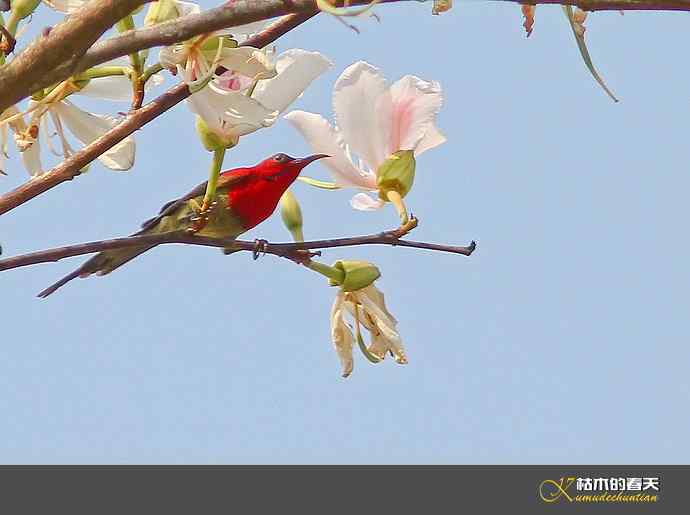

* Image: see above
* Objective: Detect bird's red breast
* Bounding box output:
[225,167,301,230]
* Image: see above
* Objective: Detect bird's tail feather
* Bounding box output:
[37,245,155,298]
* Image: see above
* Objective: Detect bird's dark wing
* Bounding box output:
[138,170,252,233]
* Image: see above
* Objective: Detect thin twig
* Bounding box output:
[0,229,477,273]
[0,12,316,216]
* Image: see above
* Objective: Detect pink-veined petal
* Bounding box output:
[333,61,391,172]
[284,110,374,188]
[252,49,332,114]
[214,47,276,87]
[350,193,385,211]
[388,75,444,155]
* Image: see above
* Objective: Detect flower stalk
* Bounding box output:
[200,147,226,213]
[386,190,409,226]
[305,260,345,284]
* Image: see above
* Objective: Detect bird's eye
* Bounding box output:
[273,153,290,163]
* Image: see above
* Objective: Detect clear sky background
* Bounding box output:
[1,1,689,464]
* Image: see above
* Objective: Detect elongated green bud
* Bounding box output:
[376,150,416,200]
[330,260,381,292]
[280,190,304,242]
[195,116,237,152]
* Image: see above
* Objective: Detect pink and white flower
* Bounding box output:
[185,48,332,146]
[285,61,446,211]
[16,97,136,176]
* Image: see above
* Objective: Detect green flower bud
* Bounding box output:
[330,260,381,292]
[144,0,180,26]
[10,0,39,20]
[376,150,416,200]
[198,35,238,63]
[195,116,237,152]
[200,35,238,52]
[279,190,304,243]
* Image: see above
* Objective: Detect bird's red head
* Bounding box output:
[254,153,330,184]
[226,153,329,231]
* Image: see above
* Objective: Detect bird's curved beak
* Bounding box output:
[293,154,330,169]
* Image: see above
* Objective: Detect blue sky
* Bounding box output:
[1,2,689,464]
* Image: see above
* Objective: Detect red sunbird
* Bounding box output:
[38,153,328,297]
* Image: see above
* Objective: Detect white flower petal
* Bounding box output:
[284,111,374,188]
[358,290,407,364]
[42,0,87,13]
[361,285,398,325]
[252,49,332,114]
[330,294,354,378]
[78,76,133,102]
[224,19,271,41]
[187,87,229,133]
[388,75,444,155]
[368,333,389,361]
[173,0,201,17]
[222,95,278,137]
[146,71,166,90]
[159,45,187,69]
[414,123,446,156]
[20,141,43,177]
[78,57,163,102]
[332,61,392,172]
[52,101,135,171]
[188,87,277,138]
[350,193,385,211]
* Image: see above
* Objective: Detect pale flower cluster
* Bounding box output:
[1,0,450,378]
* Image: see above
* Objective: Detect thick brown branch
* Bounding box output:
[0,12,315,216]
[0,0,152,113]
[0,0,405,113]
[0,230,477,273]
